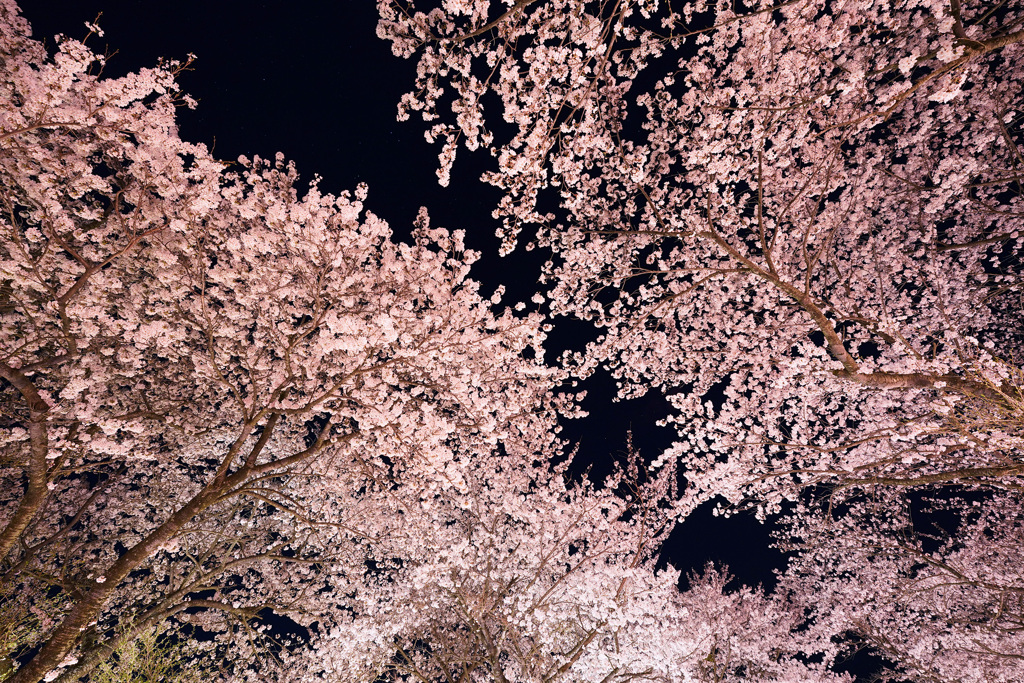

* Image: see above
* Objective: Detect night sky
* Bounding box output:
[21,0,784,592]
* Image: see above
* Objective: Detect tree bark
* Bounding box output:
[0,363,50,566]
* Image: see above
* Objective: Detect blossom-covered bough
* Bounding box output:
[0,3,568,680]
[287,444,844,683]
[380,0,1024,678]
[779,488,1024,683]
[378,0,1024,508]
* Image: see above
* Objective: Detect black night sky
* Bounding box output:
[22,0,783,594]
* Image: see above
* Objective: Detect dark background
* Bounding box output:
[20,0,783,592]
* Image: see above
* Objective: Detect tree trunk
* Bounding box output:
[0,363,50,566]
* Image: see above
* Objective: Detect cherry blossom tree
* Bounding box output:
[380,3,1024,679]
[378,0,1024,512]
[0,4,567,680]
[5,0,1022,680]
[779,490,1024,683]
[284,444,845,683]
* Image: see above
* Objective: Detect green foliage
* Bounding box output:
[88,626,205,683]
[0,582,65,682]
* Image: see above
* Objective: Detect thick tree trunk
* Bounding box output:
[0,363,50,566]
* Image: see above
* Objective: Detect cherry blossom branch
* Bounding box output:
[9,417,335,682]
[699,215,860,373]
[824,27,1024,134]
[833,464,1024,490]
[0,118,108,143]
[949,0,971,41]
[702,207,1006,402]
[833,369,1005,402]
[2,465,124,584]
[936,232,1017,252]
[453,0,544,43]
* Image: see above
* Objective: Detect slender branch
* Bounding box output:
[452,0,543,43]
